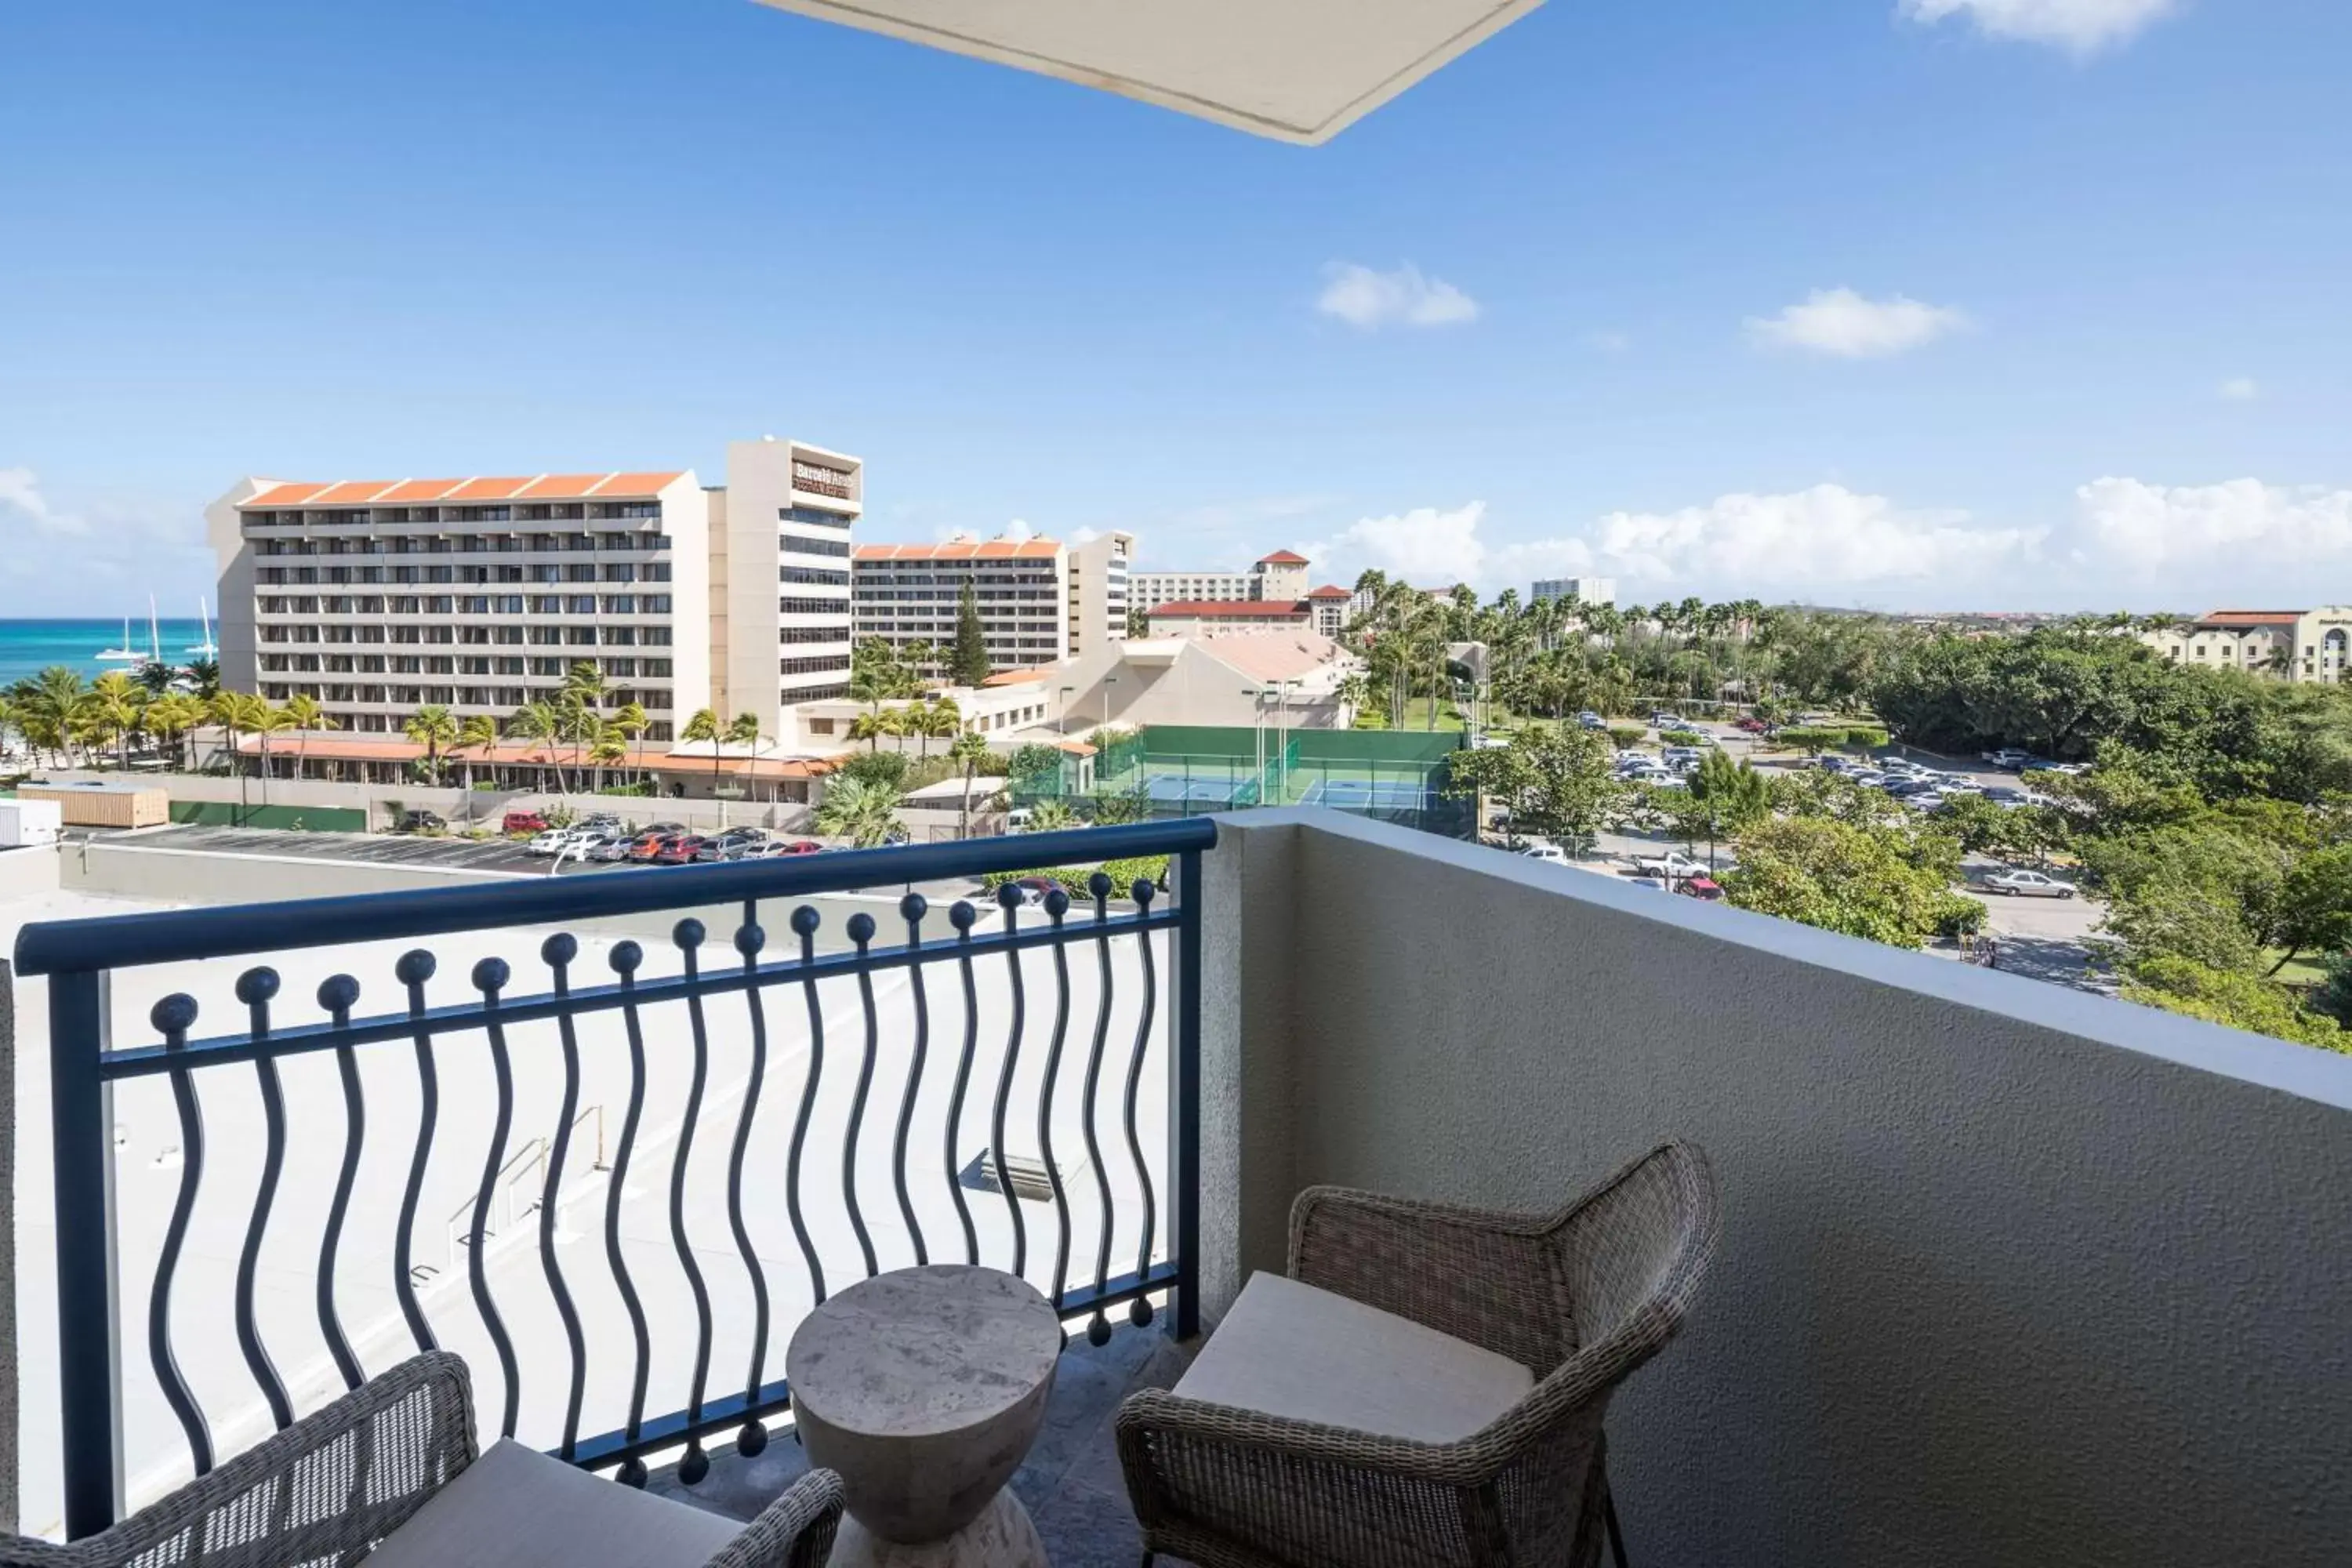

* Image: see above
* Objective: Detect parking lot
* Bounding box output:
[129,825,604,875]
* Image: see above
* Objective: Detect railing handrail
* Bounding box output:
[14,818,1216,975]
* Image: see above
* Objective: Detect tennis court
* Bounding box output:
[1139,771,1256,805]
[1294,777,1437,811]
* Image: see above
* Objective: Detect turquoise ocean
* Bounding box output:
[0,619,214,687]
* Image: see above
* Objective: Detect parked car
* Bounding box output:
[1732,716,1769,733]
[1633,850,1708,880]
[1900,791,1947,812]
[2022,760,2086,777]
[501,809,550,835]
[626,831,677,862]
[1983,786,2032,805]
[1984,868,2077,898]
[752,838,824,858]
[1521,843,1568,865]
[1678,876,1725,901]
[395,809,447,834]
[586,835,636,862]
[1650,711,1690,728]
[1981,748,2034,770]
[692,828,764,862]
[525,829,579,856]
[1577,710,1606,730]
[654,835,708,865]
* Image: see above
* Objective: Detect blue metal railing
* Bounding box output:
[18,818,1214,1539]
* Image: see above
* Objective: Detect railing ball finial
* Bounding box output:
[673,918,706,951]
[948,900,978,932]
[996,884,1025,911]
[899,891,927,923]
[539,932,579,967]
[1132,879,1157,909]
[789,905,822,938]
[316,975,361,1014]
[609,940,644,975]
[234,966,281,1006]
[150,993,200,1037]
[736,1417,769,1458]
[394,949,438,986]
[470,956,510,993]
[1043,887,1071,920]
[1088,871,1114,902]
[735,921,766,956]
[846,912,877,946]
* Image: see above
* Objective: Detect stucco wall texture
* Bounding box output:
[1200,811,2352,1568]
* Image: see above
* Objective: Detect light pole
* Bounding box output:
[1239,688,1263,793]
[1100,675,1118,730]
[1058,684,1075,736]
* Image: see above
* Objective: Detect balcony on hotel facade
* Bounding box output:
[8,810,2347,1565]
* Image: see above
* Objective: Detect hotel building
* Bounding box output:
[1067,530,1135,658]
[1532,576,1617,608]
[2138,608,2352,683]
[208,437,862,742]
[1130,550,1312,612]
[851,538,1072,674]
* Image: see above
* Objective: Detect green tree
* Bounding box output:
[402,704,459,788]
[87,671,147,772]
[681,706,724,793]
[456,713,500,791]
[1445,722,1623,850]
[951,580,992,687]
[506,701,568,794]
[1678,750,1772,869]
[145,691,204,772]
[1722,815,1957,949]
[949,728,994,839]
[1024,798,1078,833]
[283,692,331,779]
[249,701,299,805]
[814,774,904,848]
[2122,956,2348,1051]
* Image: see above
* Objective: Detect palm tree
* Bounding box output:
[144,692,203,772]
[506,701,567,794]
[849,707,905,753]
[949,728,993,838]
[88,672,146,772]
[914,696,961,760]
[210,690,255,811]
[813,774,903,848]
[1023,798,1078,833]
[283,693,331,780]
[403,704,459,788]
[681,707,724,794]
[187,659,222,701]
[587,724,630,795]
[249,702,299,806]
[456,713,500,791]
[726,712,763,795]
[612,701,650,786]
[25,667,89,767]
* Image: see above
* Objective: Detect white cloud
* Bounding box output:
[1594,486,2037,587]
[2219,376,2259,401]
[1315,263,1480,331]
[2073,477,2352,572]
[0,467,86,536]
[1900,0,2176,53]
[1747,289,1972,359]
[1069,525,1102,545]
[1303,486,2033,596]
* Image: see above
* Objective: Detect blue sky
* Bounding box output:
[3,0,2347,613]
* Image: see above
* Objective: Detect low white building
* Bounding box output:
[1051,631,1361,733]
[2139,608,2352,682]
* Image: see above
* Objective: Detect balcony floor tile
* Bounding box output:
[648,1320,1197,1563]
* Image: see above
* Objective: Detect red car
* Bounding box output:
[1678,876,1726,901]
[654,835,708,865]
[503,809,550,835]
[1732,717,1769,734]
[626,831,675,862]
[754,839,824,857]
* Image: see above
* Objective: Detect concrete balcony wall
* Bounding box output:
[1200,810,2352,1568]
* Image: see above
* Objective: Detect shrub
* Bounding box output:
[1934,893,1987,938]
[837,750,911,789]
[1606,726,1646,750]
[981,855,1171,899]
[1660,728,1705,746]
[1846,726,1890,750]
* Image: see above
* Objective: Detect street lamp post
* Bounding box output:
[1058,684,1075,735]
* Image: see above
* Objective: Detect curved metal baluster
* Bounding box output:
[606,942,655,1487]
[1120,881,1161,1327]
[1079,875,1119,1345]
[727,909,773,1458]
[1036,891,1076,1314]
[147,994,214,1475]
[392,951,441,1352]
[943,902,982,1265]
[466,958,522,1439]
[232,967,295,1429]
[784,906,828,1308]
[670,920,717,1486]
[539,935,590,1461]
[988,885,1029,1279]
[316,975,368,1390]
[841,913,881,1279]
[889,895,931,1269]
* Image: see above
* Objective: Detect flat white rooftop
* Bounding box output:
[753,0,1549,145]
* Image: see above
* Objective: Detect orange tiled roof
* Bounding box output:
[854,541,1063,561]
[232,734,840,777]
[242,471,687,508]
[1305,584,1354,599]
[1148,599,1311,618]
[982,666,1054,686]
[2197,610,2303,625]
[1256,549,1310,564]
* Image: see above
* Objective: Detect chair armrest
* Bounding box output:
[702,1468,844,1568]
[1287,1185,1571,1371]
[5,1352,476,1568]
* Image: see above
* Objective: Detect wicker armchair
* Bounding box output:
[2,1352,844,1568]
[1116,1141,1718,1568]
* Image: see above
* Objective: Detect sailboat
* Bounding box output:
[184,597,219,659]
[95,617,141,662]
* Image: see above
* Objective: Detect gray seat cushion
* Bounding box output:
[364,1439,742,1568]
[1174,1271,1534,1443]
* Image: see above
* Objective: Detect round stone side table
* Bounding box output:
[787,1265,1061,1568]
